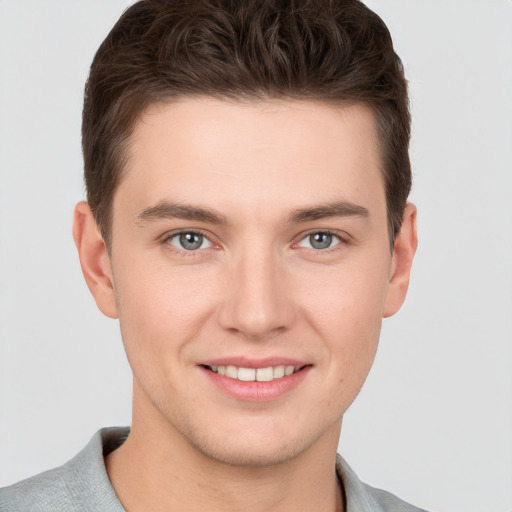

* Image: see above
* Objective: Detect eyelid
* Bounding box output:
[159,227,351,254]
[293,229,350,251]
[169,232,212,250]
[161,228,220,254]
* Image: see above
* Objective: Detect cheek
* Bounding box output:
[298,258,389,333]
[296,259,388,384]
[112,260,218,367]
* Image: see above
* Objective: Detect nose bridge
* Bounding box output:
[218,239,293,340]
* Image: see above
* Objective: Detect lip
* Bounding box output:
[198,357,312,402]
[199,356,310,369]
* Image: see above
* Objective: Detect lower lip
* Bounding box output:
[200,366,312,402]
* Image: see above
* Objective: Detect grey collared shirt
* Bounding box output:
[0,427,428,511]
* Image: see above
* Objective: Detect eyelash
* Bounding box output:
[293,229,348,253]
[161,229,350,256]
[162,230,219,257]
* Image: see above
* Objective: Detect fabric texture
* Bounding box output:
[0,427,428,511]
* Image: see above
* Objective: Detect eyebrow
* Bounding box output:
[136,199,369,227]
[137,201,227,225]
[286,201,369,223]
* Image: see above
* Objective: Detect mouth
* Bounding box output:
[198,358,313,401]
[201,364,309,382]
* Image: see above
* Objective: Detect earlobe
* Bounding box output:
[383,203,418,318]
[73,201,118,319]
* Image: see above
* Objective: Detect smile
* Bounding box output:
[204,364,304,382]
[200,360,312,401]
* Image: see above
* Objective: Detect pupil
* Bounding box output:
[310,232,332,249]
[180,232,202,250]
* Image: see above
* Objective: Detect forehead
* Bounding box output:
[117,97,385,219]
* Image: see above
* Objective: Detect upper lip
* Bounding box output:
[198,357,311,369]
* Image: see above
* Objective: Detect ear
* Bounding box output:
[73,201,118,319]
[383,203,418,318]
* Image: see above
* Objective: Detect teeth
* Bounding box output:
[208,364,303,382]
[284,365,295,376]
[273,365,285,378]
[225,365,238,379]
[256,367,273,382]
[238,367,256,381]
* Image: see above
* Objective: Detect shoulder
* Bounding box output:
[0,427,128,512]
[359,484,429,512]
[0,462,81,512]
[336,454,429,512]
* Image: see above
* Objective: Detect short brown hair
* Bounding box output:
[82,0,411,247]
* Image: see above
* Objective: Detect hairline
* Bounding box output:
[97,94,395,251]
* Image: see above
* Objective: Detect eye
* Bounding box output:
[167,231,212,251]
[297,232,341,250]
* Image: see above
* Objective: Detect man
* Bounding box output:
[1,0,423,510]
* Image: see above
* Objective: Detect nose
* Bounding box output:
[217,247,296,341]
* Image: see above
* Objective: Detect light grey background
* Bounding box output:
[1,1,511,511]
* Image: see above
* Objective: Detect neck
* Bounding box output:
[106,387,344,512]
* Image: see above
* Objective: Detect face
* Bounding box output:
[76,98,416,467]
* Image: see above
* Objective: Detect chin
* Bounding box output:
[176,415,338,468]
[190,435,309,468]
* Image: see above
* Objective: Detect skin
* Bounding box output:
[73,98,417,512]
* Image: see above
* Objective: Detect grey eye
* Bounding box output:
[168,232,211,251]
[309,232,333,249]
[297,232,340,250]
